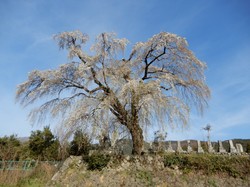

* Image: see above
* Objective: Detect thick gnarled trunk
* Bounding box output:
[129,122,144,155]
[129,91,144,155]
[109,90,144,155]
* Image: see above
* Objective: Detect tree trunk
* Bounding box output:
[130,123,144,155]
[109,91,144,155]
[130,90,144,155]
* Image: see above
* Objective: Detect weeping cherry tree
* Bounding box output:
[16,31,210,155]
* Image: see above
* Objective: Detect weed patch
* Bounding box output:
[136,170,154,186]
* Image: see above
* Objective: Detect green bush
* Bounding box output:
[164,154,188,167]
[83,153,110,171]
[246,143,250,153]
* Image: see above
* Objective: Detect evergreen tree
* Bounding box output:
[69,130,91,156]
[0,134,21,160]
[29,126,60,160]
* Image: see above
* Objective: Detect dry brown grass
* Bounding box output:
[0,170,32,186]
[0,162,57,186]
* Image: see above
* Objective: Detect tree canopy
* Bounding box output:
[16,31,210,154]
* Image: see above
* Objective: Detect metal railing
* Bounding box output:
[0,160,37,171]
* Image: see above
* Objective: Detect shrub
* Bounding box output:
[164,154,188,167]
[83,153,110,171]
[246,143,250,153]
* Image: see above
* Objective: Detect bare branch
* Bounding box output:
[142,47,166,80]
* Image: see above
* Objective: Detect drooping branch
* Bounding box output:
[67,35,111,95]
[61,79,90,93]
[160,82,187,91]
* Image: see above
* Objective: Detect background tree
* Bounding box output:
[16,31,210,155]
[153,130,167,152]
[0,135,21,160]
[69,130,91,156]
[29,126,60,160]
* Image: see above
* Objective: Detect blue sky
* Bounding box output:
[0,0,249,141]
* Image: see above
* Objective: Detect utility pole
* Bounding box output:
[203,124,212,142]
